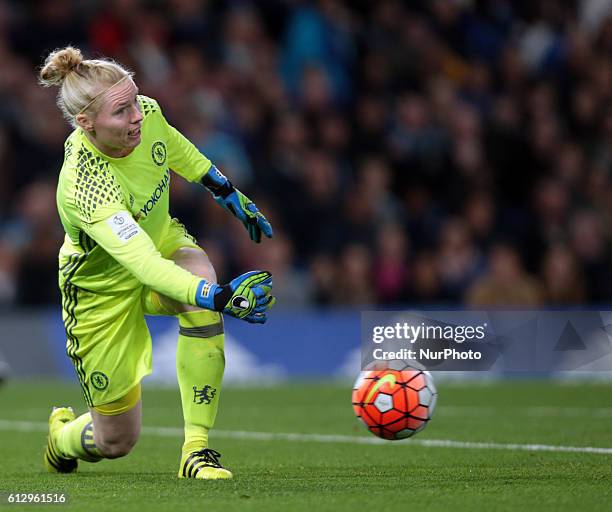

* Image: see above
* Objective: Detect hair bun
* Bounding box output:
[39,46,83,87]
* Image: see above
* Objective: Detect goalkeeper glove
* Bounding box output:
[202,166,273,243]
[195,270,275,324]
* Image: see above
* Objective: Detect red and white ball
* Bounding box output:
[352,361,437,440]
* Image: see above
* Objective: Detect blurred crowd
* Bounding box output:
[0,0,611,307]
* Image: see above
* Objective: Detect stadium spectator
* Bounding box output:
[466,243,544,306]
[0,0,610,307]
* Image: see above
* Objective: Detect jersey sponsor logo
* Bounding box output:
[151,141,167,166]
[107,211,141,243]
[193,385,217,405]
[140,169,170,217]
[91,371,109,391]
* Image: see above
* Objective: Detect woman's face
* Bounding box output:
[80,78,143,157]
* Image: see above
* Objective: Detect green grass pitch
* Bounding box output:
[0,379,611,511]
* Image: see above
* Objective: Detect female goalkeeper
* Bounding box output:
[38,46,274,480]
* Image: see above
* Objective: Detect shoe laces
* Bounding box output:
[191,448,223,468]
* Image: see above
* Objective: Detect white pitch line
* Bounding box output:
[16,406,612,418]
[1,419,611,455]
[439,406,612,418]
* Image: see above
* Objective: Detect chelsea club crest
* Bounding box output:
[151,141,167,166]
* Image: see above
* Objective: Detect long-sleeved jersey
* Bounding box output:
[56,95,211,305]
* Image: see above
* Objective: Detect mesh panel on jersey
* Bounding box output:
[74,147,124,222]
[138,95,159,118]
[64,139,73,159]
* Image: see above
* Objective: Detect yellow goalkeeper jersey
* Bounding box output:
[56,95,211,305]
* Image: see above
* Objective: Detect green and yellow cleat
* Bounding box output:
[44,407,78,474]
[178,448,233,480]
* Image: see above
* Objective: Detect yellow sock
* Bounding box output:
[56,412,103,462]
[176,309,225,455]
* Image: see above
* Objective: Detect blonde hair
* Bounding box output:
[39,46,133,128]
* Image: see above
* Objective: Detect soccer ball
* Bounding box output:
[352,360,437,440]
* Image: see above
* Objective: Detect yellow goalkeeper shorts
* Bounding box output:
[60,218,201,408]
[93,383,142,415]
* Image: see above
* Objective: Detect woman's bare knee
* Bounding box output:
[169,247,217,313]
[171,247,217,283]
[96,438,138,459]
[91,400,141,459]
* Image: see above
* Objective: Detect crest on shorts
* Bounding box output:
[91,371,109,391]
[193,385,217,405]
[151,141,167,166]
